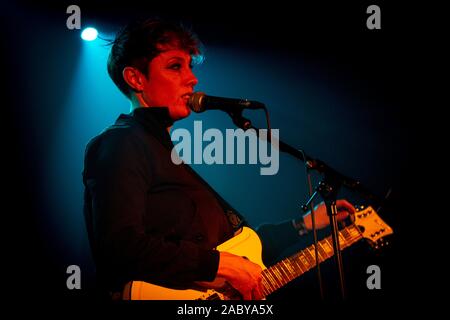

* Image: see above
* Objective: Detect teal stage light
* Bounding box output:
[81,27,98,41]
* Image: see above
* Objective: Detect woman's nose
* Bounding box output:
[185,69,198,88]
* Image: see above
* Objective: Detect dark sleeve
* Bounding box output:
[256,220,303,267]
[84,131,219,289]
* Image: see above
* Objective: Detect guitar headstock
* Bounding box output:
[354,206,393,249]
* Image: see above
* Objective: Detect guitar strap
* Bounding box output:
[183,164,247,232]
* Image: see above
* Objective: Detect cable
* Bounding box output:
[263,106,271,144]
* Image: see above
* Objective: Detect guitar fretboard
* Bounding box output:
[260,225,362,297]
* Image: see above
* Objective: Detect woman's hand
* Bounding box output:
[302,199,355,230]
[215,251,264,300]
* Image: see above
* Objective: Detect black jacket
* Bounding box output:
[83,107,244,292]
[83,107,301,293]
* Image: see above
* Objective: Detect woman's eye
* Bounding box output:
[169,63,181,70]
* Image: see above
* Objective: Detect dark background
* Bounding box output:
[2,0,422,316]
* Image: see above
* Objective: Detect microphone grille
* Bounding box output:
[188,92,206,113]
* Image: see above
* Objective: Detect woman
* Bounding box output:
[82,18,354,300]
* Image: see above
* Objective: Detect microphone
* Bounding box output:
[188,92,265,113]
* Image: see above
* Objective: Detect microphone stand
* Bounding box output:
[227,110,381,300]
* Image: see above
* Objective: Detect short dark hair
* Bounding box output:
[107,18,202,98]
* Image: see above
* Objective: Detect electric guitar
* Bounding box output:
[122,206,393,300]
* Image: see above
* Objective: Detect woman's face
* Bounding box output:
[141,49,198,121]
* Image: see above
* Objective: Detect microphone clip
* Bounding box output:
[226,110,252,130]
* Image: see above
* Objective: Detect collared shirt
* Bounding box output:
[83,107,241,291]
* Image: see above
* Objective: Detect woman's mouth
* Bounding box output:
[181,93,193,106]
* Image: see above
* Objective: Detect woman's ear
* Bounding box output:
[123,67,145,92]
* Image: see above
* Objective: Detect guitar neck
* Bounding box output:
[261,224,363,297]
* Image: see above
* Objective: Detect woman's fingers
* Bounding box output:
[337,211,349,221]
[336,199,356,214]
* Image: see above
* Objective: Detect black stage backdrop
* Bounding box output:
[2,0,426,318]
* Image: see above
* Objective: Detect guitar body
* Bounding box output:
[124,227,265,300]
